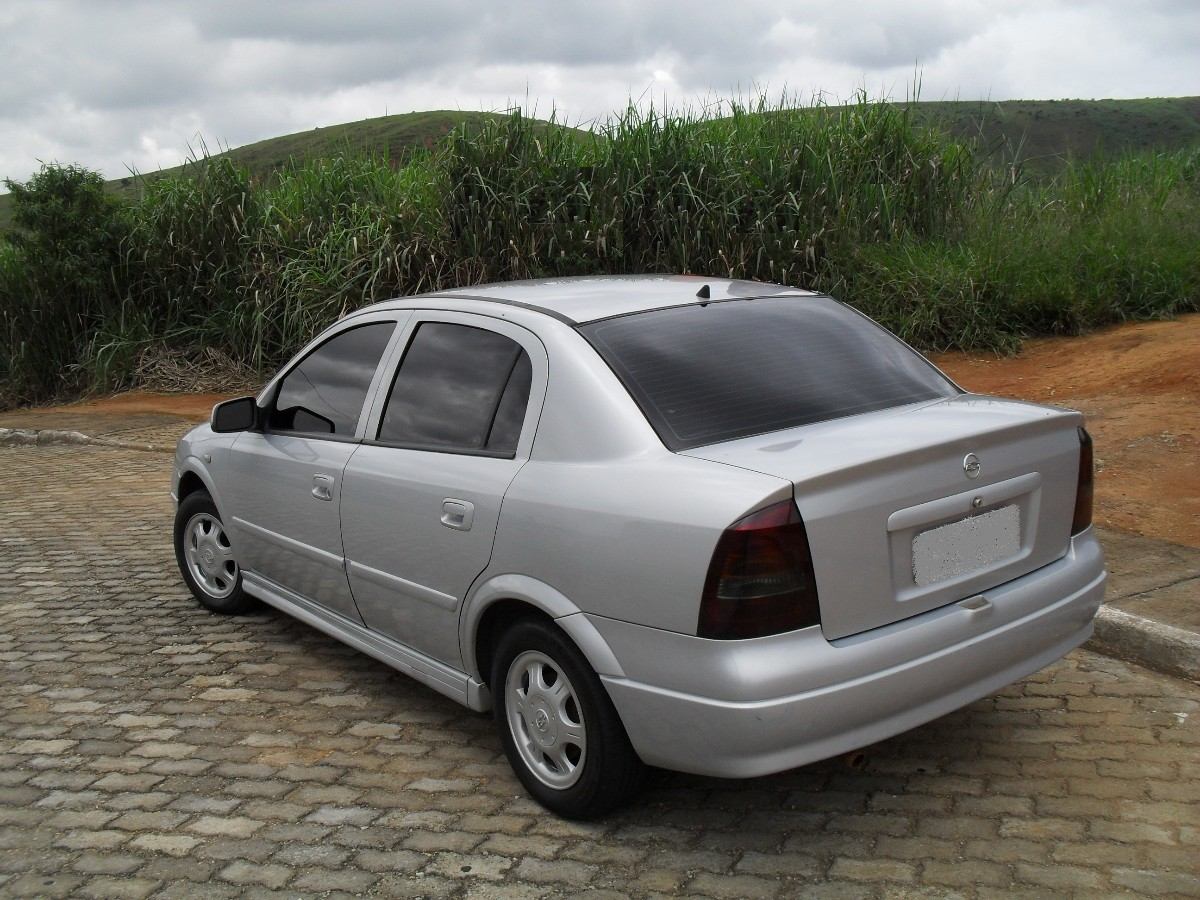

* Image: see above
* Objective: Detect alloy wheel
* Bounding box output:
[183,513,238,599]
[504,650,588,789]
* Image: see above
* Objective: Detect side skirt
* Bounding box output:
[242,571,492,712]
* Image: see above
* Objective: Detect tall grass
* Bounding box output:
[845,148,1200,350]
[1,96,1197,406]
[443,99,975,284]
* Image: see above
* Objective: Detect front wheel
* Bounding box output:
[174,490,255,614]
[492,619,644,819]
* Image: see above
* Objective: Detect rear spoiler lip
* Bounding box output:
[680,395,1083,493]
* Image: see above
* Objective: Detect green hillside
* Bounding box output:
[0,110,526,230]
[3,98,1199,230]
[912,97,1200,164]
[152,109,506,181]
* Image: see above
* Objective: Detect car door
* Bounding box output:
[339,311,547,666]
[224,313,406,623]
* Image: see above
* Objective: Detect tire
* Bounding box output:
[174,490,256,614]
[492,618,644,819]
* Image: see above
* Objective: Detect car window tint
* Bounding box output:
[268,322,395,436]
[485,351,532,454]
[580,297,958,451]
[378,322,531,454]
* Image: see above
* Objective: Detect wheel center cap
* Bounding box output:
[201,547,216,568]
[526,698,557,747]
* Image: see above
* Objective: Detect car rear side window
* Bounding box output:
[268,321,395,437]
[580,297,958,451]
[377,322,532,456]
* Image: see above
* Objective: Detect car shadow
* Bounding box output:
[217,593,1043,843]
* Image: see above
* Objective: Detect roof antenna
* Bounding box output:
[695,284,711,299]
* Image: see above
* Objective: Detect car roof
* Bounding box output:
[367,274,816,325]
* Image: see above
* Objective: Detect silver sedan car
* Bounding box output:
[172,275,1106,818]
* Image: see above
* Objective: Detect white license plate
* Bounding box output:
[912,504,1020,587]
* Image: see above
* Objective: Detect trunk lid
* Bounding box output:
[682,395,1083,640]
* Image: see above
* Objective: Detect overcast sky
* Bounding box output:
[2,0,1198,184]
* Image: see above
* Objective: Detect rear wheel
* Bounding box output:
[174,491,255,614]
[492,618,644,819]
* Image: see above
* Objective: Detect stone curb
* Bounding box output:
[3,423,1196,682]
[1089,606,1200,684]
[0,426,172,455]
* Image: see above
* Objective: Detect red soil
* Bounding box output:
[932,314,1200,548]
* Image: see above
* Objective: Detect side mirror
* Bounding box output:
[211,396,258,433]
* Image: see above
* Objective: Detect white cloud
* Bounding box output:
[1,0,1197,183]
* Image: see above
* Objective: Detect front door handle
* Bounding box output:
[312,474,334,501]
[441,498,475,531]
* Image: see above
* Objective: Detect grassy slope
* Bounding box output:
[142,110,503,182]
[3,98,1199,230]
[912,97,1200,164]
[0,110,511,229]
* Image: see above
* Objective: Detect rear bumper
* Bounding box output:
[594,529,1106,778]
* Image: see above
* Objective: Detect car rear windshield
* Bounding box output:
[579,297,959,451]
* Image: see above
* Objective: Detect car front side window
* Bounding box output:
[267,321,395,437]
[377,321,532,456]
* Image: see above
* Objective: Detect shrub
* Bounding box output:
[0,99,1197,407]
[0,164,130,401]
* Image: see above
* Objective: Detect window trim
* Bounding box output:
[258,427,364,444]
[360,437,518,460]
[259,316,406,443]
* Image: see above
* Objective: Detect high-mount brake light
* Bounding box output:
[1071,426,1094,535]
[698,499,821,640]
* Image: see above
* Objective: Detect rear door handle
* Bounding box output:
[959,595,992,614]
[312,474,334,501]
[441,499,475,531]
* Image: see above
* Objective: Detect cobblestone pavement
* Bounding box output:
[2,444,1199,899]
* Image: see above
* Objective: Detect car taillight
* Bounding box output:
[1071,426,1094,535]
[698,499,821,639]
